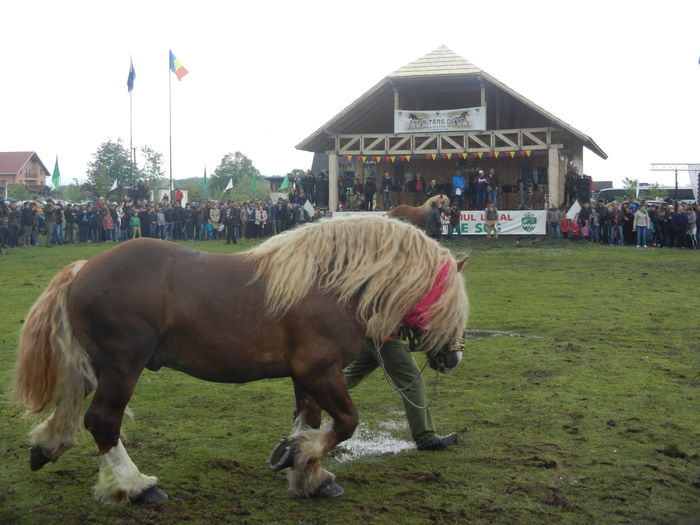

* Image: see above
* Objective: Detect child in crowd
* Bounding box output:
[590,208,600,242]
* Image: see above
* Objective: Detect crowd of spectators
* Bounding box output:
[547,199,699,249]
[0,194,314,250]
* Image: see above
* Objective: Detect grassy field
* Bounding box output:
[1,237,699,524]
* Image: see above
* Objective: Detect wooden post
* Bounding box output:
[480,82,486,107]
[572,143,584,174]
[393,88,399,110]
[548,147,560,207]
[328,152,339,214]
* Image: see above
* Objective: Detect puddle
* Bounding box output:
[465,330,541,339]
[329,420,414,463]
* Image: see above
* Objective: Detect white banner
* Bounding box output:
[394,107,486,133]
[688,164,700,203]
[333,210,547,235]
[442,210,546,235]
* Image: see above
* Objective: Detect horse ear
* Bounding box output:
[456,256,469,272]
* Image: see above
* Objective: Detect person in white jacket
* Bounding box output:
[632,205,650,248]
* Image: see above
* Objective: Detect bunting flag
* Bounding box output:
[477,152,484,159]
[494,152,500,158]
[431,154,437,160]
[127,57,136,92]
[461,153,468,159]
[509,151,516,158]
[169,50,189,81]
[405,155,411,162]
[279,174,290,191]
[525,150,532,157]
[51,157,61,189]
[361,156,367,162]
[389,156,396,163]
[224,178,233,192]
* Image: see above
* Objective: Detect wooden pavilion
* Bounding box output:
[296,46,607,211]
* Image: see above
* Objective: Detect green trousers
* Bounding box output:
[344,339,436,447]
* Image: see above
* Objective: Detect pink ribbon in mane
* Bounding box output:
[402,259,451,330]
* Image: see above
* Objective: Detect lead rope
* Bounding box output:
[372,338,440,410]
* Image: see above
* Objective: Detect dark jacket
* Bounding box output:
[425,207,442,236]
[672,212,688,229]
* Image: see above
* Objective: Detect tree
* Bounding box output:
[212,152,261,197]
[62,183,89,203]
[231,173,270,202]
[7,185,34,201]
[140,146,165,188]
[180,181,206,203]
[86,139,140,198]
[621,177,639,201]
[640,183,668,201]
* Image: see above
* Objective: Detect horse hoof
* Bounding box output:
[267,438,296,471]
[30,446,51,471]
[130,484,168,505]
[312,479,345,498]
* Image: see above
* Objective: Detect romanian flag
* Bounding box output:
[169,50,188,81]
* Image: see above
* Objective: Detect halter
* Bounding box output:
[372,259,453,409]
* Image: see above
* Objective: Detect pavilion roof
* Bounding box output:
[296,46,607,160]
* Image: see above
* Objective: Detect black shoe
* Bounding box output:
[417,432,458,451]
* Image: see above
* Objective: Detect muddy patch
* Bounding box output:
[330,421,414,463]
[465,330,541,339]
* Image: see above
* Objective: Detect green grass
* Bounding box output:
[1,238,699,524]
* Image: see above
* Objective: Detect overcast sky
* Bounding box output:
[2,0,698,188]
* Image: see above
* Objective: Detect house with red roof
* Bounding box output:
[0,151,51,194]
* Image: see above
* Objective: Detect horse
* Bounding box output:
[386,194,451,229]
[14,215,469,505]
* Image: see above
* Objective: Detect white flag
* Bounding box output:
[224,178,233,192]
[109,179,118,191]
[303,199,315,218]
[566,200,581,219]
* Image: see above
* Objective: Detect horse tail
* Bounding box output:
[14,260,96,466]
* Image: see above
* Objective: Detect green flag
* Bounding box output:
[251,172,257,193]
[279,174,290,191]
[203,166,209,199]
[52,157,61,189]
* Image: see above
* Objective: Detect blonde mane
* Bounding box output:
[246,215,468,352]
[418,194,449,211]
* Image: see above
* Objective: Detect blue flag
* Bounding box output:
[127,58,136,92]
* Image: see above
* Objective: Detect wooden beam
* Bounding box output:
[328,152,339,213]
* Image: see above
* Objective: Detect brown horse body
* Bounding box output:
[15,216,468,504]
[386,194,450,229]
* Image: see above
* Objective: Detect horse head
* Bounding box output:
[437,194,450,213]
[403,327,466,373]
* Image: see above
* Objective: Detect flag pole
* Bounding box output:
[168,50,173,202]
[129,76,133,188]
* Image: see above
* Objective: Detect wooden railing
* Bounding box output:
[332,127,559,155]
